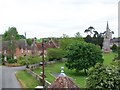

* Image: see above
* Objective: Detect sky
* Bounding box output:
[0,0,119,38]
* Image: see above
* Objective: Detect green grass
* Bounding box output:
[16,70,41,88]
[103,52,117,66]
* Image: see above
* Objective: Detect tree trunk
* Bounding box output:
[84,69,87,75]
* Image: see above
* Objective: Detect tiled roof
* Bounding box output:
[48,67,79,89]
[48,77,79,89]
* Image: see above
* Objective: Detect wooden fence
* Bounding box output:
[26,68,51,87]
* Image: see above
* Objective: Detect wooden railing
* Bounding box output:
[26,68,51,87]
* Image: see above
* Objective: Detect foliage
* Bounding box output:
[19,35,25,39]
[3,27,19,41]
[47,48,66,61]
[118,46,120,60]
[75,32,82,38]
[84,26,95,36]
[26,38,32,46]
[65,40,103,73]
[17,57,26,65]
[84,34,103,49]
[86,63,120,89]
[111,44,118,53]
[8,59,16,63]
[17,56,41,65]
[59,38,84,50]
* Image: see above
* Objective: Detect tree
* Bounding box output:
[84,26,95,36]
[93,30,99,38]
[111,44,118,53]
[65,40,103,74]
[26,38,32,46]
[59,37,84,50]
[3,27,19,41]
[3,27,19,61]
[75,32,81,38]
[86,63,120,89]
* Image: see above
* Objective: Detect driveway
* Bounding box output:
[0,66,25,89]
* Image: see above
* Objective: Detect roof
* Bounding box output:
[36,39,59,50]
[110,38,120,43]
[47,67,79,89]
[2,39,31,50]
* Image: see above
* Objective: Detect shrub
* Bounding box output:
[111,44,118,53]
[86,63,120,89]
[8,59,16,63]
[47,48,66,61]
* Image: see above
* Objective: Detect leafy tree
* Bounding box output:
[84,26,95,36]
[19,35,25,39]
[93,30,99,38]
[84,30,104,49]
[26,38,32,46]
[84,35,92,43]
[3,27,19,41]
[65,40,103,74]
[75,32,81,38]
[111,44,118,53]
[86,63,120,89]
[59,37,84,50]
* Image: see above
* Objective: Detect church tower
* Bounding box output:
[102,21,112,53]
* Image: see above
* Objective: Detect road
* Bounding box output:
[0,66,25,89]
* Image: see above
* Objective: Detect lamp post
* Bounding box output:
[42,38,45,87]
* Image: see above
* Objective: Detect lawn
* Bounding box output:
[16,70,41,88]
[103,52,117,66]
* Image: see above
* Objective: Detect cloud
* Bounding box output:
[0,0,118,38]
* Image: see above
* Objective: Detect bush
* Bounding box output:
[47,48,66,61]
[111,44,118,53]
[86,63,120,89]
[8,59,16,63]
[17,56,41,65]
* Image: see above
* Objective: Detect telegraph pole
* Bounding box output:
[42,38,45,87]
[25,32,28,68]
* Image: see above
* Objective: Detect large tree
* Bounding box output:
[3,27,19,61]
[65,40,103,74]
[3,27,19,41]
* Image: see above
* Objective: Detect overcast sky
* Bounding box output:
[0,0,119,38]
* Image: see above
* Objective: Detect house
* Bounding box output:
[2,39,31,59]
[1,38,59,60]
[110,38,120,47]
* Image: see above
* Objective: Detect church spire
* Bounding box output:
[106,21,109,30]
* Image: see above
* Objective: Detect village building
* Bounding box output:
[1,38,58,61]
[102,22,113,53]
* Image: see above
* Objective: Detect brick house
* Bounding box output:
[2,38,59,60]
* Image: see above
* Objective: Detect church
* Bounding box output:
[102,21,119,53]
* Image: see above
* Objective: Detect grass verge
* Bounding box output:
[16,70,40,88]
